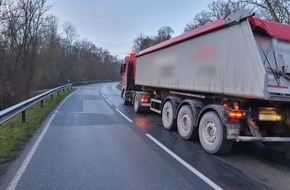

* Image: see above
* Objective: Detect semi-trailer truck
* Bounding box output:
[120,12,290,154]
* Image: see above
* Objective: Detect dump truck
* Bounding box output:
[120,12,290,154]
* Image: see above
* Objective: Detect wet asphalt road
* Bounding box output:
[1,82,290,190]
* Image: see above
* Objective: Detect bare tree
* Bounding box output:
[156,26,174,43]
[184,11,213,32]
[62,22,78,54]
[133,26,174,52]
[74,39,95,79]
[33,15,60,87]
[6,0,50,98]
[132,33,154,52]
[0,0,3,20]
[184,0,252,32]
[238,0,290,23]
[58,22,78,81]
[0,0,6,21]
[1,0,122,109]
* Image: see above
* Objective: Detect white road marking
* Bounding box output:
[146,134,223,190]
[106,99,112,105]
[101,93,105,97]
[115,109,133,123]
[6,115,55,190]
[6,91,76,190]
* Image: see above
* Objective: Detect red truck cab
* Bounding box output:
[120,52,136,88]
[120,52,137,104]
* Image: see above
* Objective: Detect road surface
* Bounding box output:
[1,82,290,190]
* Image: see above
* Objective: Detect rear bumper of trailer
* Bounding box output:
[235,136,290,142]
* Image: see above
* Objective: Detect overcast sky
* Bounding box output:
[48,0,213,58]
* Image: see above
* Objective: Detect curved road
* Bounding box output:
[1,82,290,190]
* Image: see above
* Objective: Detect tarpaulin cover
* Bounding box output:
[249,17,290,42]
[137,17,290,57]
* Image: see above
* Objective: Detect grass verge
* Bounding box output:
[0,88,75,177]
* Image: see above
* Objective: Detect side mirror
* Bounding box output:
[120,64,126,76]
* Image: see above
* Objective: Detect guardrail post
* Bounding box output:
[41,100,43,108]
[22,111,26,123]
[63,89,65,93]
[57,91,59,96]
[51,94,53,100]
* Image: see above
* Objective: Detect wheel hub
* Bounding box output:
[181,114,189,131]
[165,109,171,123]
[204,121,217,143]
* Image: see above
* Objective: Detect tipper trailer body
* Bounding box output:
[120,13,290,154]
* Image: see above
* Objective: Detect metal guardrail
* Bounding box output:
[0,84,72,125]
[71,80,114,86]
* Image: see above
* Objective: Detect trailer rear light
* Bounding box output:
[228,111,245,119]
[140,98,150,103]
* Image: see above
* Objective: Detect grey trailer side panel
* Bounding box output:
[136,20,266,99]
[241,21,269,99]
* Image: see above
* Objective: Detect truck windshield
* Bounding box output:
[120,64,126,76]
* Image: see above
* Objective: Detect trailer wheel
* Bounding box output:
[133,94,141,113]
[162,101,176,130]
[177,105,197,140]
[198,111,233,154]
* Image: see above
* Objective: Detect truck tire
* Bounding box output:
[134,94,141,113]
[162,101,176,130]
[198,111,233,154]
[177,105,197,140]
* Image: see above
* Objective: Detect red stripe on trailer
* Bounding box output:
[267,85,289,89]
[137,18,225,57]
[249,17,290,42]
